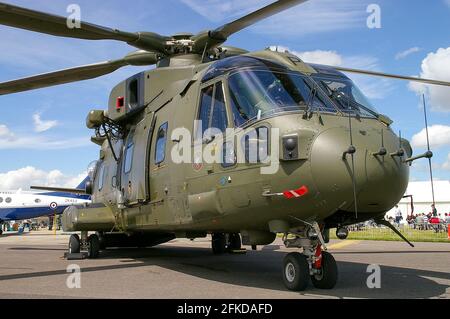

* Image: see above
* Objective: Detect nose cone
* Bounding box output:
[310,126,409,213]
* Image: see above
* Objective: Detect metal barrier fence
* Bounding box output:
[330,222,450,243]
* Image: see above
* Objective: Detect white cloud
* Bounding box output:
[443,153,450,170]
[33,113,59,133]
[411,125,450,149]
[409,47,450,112]
[0,166,86,190]
[395,47,421,60]
[181,0,268,22]
[0,124,15,140]
[182,0,368,37]
[270,47,344,66]
[0,124,89,150]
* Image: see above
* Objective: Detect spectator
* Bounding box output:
[394,205,403,227]
[431,204,438,217]
[445,213,450,225]
[423,214,429,231]
[416,214,424,230]
[430,215,441,232]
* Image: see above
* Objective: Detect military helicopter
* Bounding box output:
[1,0,450,291]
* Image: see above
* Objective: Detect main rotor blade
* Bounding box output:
[0,2,168,53]
[332,66,450,87]
[192,0,308,52]
[0,50,158,95]
[214,0,308,39]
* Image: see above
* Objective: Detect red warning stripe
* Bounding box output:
[283,186,309,199]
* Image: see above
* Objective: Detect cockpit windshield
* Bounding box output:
[311,75,379,118]
[227,69,335,127]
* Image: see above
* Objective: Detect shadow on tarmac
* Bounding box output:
[1,244,449,299]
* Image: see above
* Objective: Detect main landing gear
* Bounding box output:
[211,233,242,254]
[282,224,338,291]
[68,231,101,259]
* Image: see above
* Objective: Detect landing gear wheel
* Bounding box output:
[212,233,227,255]
[228,233,241,251]
[96,232,107,250]
[282,252,310,291]
[87,234,100,259]
[68,234,81,254]
[311,251,338,289]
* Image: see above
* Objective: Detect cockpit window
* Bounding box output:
[228,70,335,127]
[311,75,379,118]
[202,56,288,83]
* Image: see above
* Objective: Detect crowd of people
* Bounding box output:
[393,204,450,233]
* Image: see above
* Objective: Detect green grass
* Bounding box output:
[329,227,450,243]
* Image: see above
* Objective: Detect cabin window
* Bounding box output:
[241,126,270,163]
[155,122,168,164]
[98,164,107,190]
[196,82,228,141]
[123,130,135,175]
[222,141,236,168]
[5,197,11,204]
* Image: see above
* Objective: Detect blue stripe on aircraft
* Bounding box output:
[0,206,68,221]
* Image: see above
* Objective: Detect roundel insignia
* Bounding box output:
[49,202,58,210]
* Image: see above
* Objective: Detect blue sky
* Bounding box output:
[0,0,449,188]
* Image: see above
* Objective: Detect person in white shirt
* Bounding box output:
[423,214,429,230]
[394,205,403,227]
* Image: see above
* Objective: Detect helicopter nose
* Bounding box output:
[310,126,409,213]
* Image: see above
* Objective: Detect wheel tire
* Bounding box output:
[68,234,81,254]
[212,233,227,255]
[87,234,100,259]
[96,232,107,250]
[282,252,310,291]
[311,251,338,289]
[228,233,242,251]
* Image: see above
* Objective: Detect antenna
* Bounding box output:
[341,88,358,220]
[422,94,436,207]
[348,112,358,220]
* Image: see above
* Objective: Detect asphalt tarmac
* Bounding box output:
[0,231,449,299]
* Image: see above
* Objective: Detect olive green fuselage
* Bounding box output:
[65,51,410,241]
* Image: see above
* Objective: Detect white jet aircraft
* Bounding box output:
[0,177,91,235]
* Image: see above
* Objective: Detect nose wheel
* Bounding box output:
[282,250,338,291]
[310,251,338,289]
[283,253,310,291]
[282,225,338,291]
